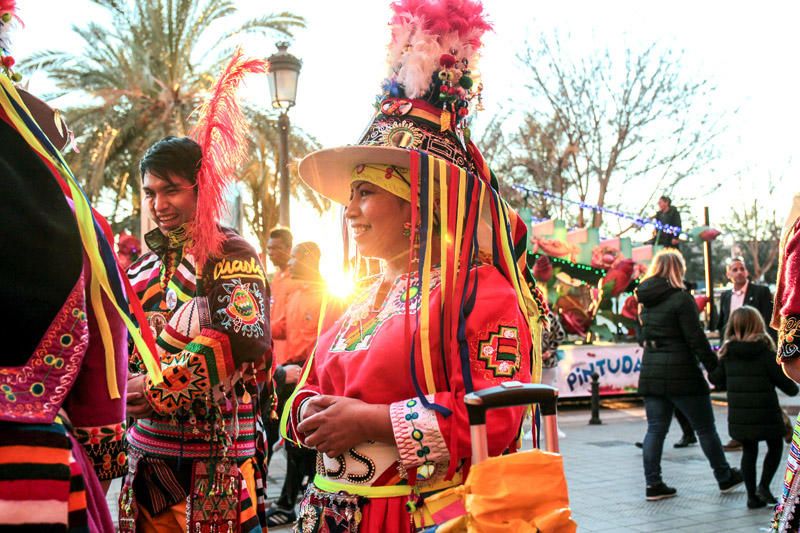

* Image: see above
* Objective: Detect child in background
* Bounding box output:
[712,306,799,509]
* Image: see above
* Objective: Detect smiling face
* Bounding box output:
[142,171,198,235]
[345,181,411,261]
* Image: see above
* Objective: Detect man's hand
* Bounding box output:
[297,396,391,458]
[126,374,154,419]
[283,364,302,385]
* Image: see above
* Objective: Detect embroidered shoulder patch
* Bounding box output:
[215,279,265,338]
[476,325,521,378]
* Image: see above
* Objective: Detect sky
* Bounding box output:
[9,0,800,277]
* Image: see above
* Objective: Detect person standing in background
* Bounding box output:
[710,306,798,509]
[263,228,293,468]
[715,257,776,452]
[266,227,294,365]
[266,242,327,527]
[647,195,682,248]
[636,249,742,501]
[717,257,775,341]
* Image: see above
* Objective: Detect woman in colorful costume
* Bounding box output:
[120,52,271,532]
[280,1,546,531]
[770,207,800,532]
[0,6,162,531]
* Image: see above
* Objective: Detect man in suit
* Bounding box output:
[716,256,776,451]
[717,257,776,340]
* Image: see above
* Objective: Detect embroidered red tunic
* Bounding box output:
[286,264,532,530]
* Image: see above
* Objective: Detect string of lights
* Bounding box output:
[515,185,682,237]
[528,252,640,292]
[531,252,609,277]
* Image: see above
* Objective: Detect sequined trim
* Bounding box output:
[0,274,88,423]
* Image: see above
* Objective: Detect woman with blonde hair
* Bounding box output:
[636,249,742,501]
[711,306,798,508]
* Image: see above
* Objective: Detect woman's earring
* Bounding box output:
[402,222,412,238]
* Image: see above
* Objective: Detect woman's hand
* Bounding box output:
[297,395,392,458]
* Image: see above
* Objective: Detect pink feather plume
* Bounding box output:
[390,0,491,40]
[387,0,492,98]
[189,49,266,266]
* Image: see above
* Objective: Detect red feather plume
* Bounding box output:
[189,49,266,266]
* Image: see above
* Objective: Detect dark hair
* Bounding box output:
[140,136,202,185]
[269,227,293,248]
[659,195,672,206]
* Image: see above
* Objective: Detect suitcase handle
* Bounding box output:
[464,382,558,425]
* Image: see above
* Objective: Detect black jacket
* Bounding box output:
[652,207,682,246]
[710,340,798,441]
[717,283,776,340]
[636,277,717,396]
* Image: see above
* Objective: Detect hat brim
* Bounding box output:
[298,145,412,205]
[16,88,69,152]
[297,145,494,247]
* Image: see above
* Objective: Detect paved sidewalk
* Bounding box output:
[556,399,778,532]
[109,397,790,531]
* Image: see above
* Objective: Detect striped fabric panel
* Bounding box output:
[66,453,88,533]
[132,255,197,312]
[0,421,88,532]
[128,254,160,289]
[156,323,194,354]
[185,328,235,385]
[170,261,197,296]
[127,408,256,460]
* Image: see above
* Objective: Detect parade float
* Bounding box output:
[520,190,721,399]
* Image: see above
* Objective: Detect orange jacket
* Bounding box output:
[271,279,325,365]
[269,269,293,364]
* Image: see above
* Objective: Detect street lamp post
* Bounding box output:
[267,42,302,228]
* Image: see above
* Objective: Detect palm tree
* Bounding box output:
[27,0,305,231]
[239,106,328,249]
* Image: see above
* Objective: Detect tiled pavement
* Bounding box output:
[556,398,783,532]
[109,396,795,531]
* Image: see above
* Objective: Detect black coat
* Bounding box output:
[636,277,717,396]
[653,207,682,246]
[716,283,776,340]
[710,340,798,441]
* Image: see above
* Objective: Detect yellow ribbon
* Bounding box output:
[0,75,162,391]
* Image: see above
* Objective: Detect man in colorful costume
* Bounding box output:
[279,1,547,531]
[0,5,162,530]
[770,207,800,532]
[120,52,271,533]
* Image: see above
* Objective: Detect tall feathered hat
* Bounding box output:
[0,2,163,392]
[296,0,547,472]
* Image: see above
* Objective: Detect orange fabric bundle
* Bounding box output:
[420,449,576,532]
